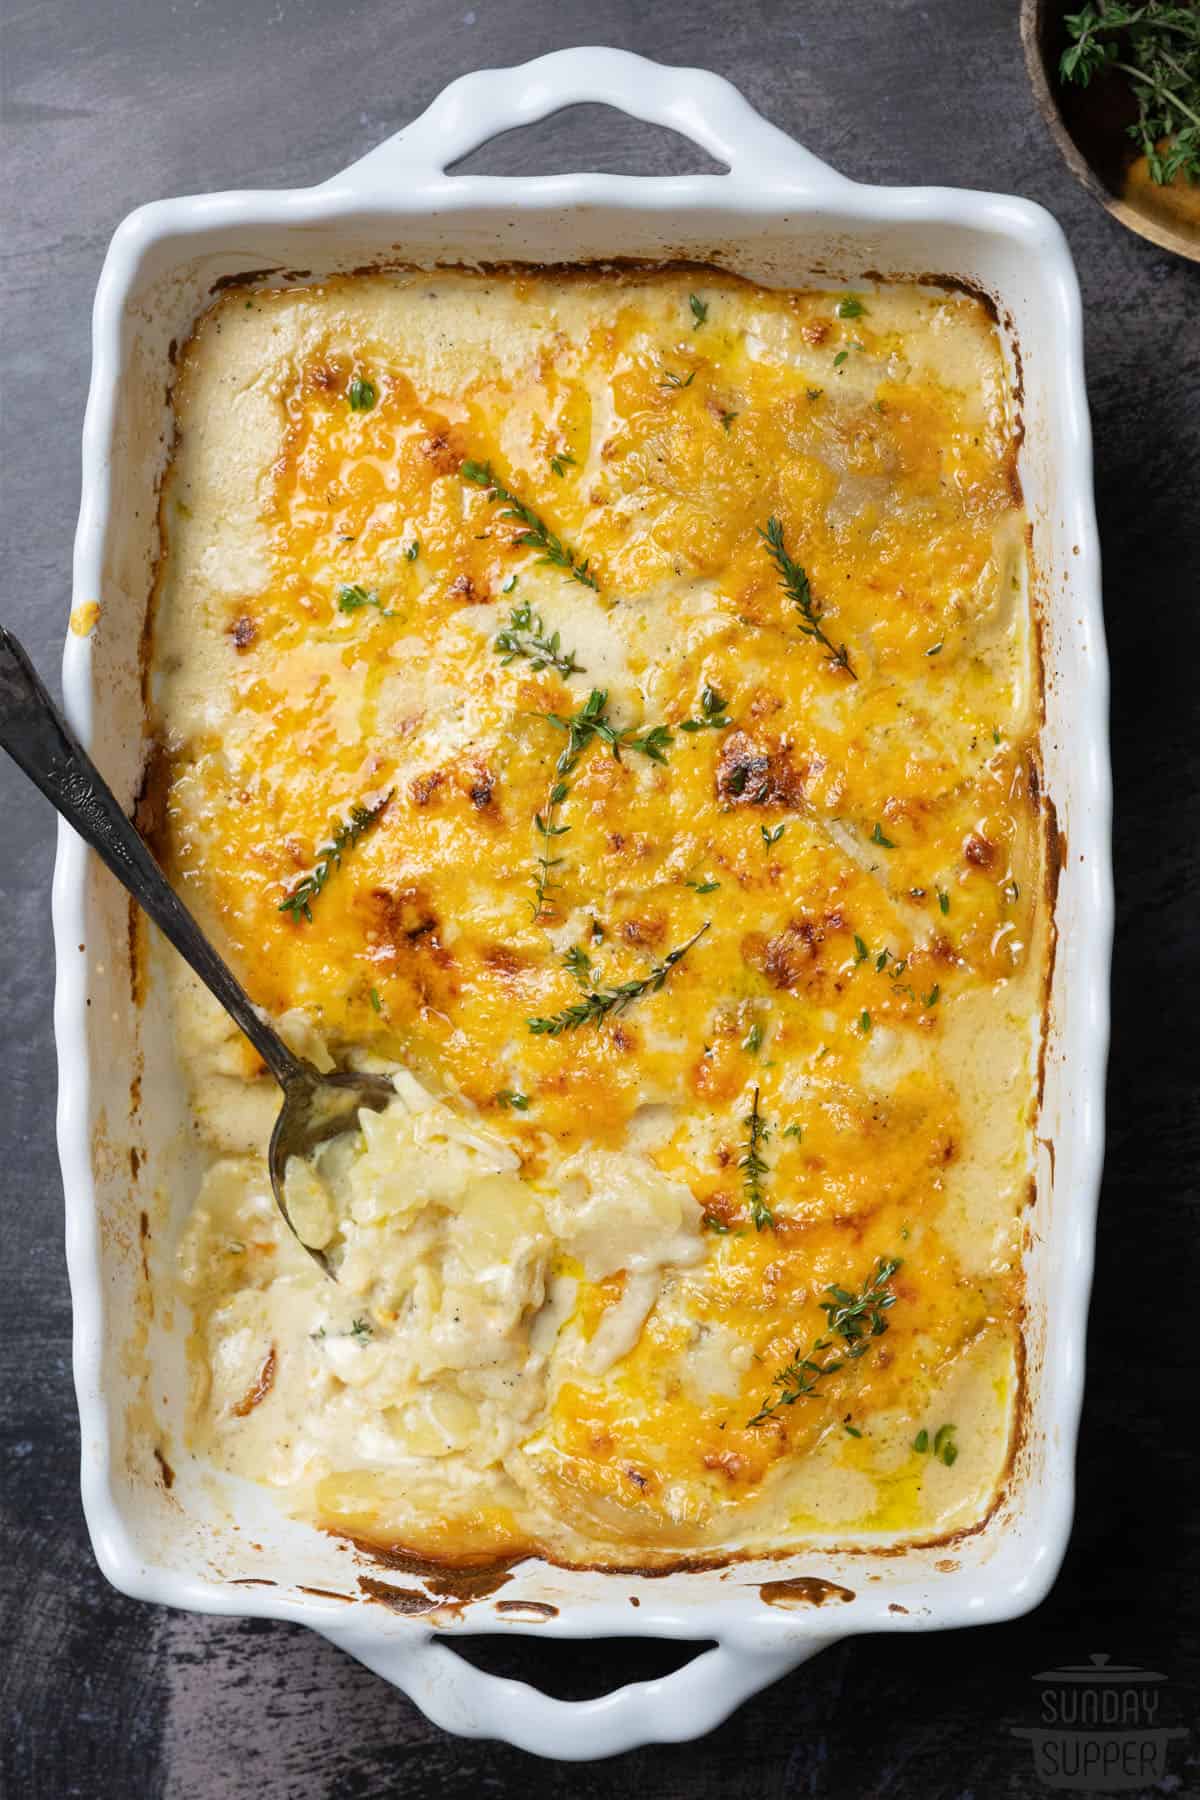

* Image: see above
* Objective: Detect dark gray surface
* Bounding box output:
[2,1,1198,1794]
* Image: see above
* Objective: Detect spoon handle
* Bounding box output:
[0,625,306,1091]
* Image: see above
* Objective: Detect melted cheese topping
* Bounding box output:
[156,269,1045,1566]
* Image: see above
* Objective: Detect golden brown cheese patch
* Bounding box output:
[156,269,1044,1563]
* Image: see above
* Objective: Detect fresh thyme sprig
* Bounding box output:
[549,450,577,478]
[689,293,709,327]
[1061,2,1200,185]
[461,459,598,590]
[679,683,731,733]
[748,1255,903,1425]
[759,516,856,679]
[527,923,710,1036]
[493,602,583,677]
[529,689,672,920]
[532,776,571,923]
[627,722,675,761]
[739,1086,774,1230]
[539,688,673,767]
[277,792,392,922]
[852,940,936,1007]
[337,583,398,619]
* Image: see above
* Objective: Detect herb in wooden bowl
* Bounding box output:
[1060,3,1200,187]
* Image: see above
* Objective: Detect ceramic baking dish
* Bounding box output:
[54,47,1110,1759]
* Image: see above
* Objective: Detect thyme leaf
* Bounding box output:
[563,944,596,987]
[934,1422,958,1465]
[915,1421,959,1465]
[337,583,398,619]
[347,374,376,411]
[679,683,731,733]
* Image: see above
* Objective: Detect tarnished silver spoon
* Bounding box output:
[0,625,392,1277]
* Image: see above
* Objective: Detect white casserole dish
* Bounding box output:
[55,48,1110,1760]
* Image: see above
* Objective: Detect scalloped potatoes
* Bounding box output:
[157,268,1046,1564]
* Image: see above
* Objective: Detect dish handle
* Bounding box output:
[324,46,852,196]
[319,1623,831,1759]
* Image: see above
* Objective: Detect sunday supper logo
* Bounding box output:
[1011,1653,1188,1792]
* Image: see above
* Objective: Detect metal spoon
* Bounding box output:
[0,625,393,1277]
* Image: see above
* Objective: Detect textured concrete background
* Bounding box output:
[2,1,1198,1794]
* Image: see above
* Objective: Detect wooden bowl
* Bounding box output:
[1021,0,1200,262]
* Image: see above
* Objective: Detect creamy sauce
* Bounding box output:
[155,269,1045,1566]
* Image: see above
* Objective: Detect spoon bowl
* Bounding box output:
[268,1064,396,1276]
[0,623,392,1277]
